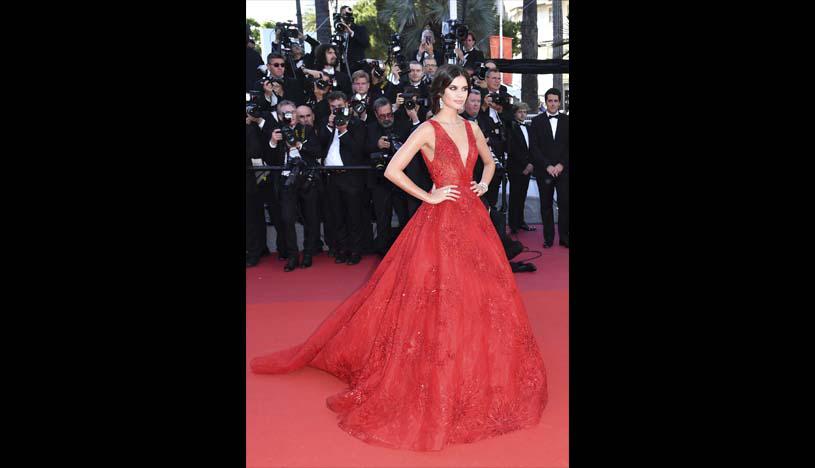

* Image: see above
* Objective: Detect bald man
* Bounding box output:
[296,105,315,127]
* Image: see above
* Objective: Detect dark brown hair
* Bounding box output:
[429,64,469,114]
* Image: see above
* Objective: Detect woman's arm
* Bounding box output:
[384,122,460,205]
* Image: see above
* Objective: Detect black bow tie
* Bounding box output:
[548,114,560,120]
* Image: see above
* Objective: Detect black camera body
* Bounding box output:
[246,95,273,118]
[488,92,510,107]
[332,107,351,127]
[275,21,300,51]
[388,34,407,71]
[278,112,306,147]
[350,98,367,116]
[474,62,488,81]
[442,19,469,60]
[370,132,402,171]
[333,11,354,33]
[401,90,429,111]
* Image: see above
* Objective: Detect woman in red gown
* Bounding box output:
[251,64,547,451]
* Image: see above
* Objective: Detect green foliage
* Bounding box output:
[353,0,393,60]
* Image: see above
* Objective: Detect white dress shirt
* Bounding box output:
[547,112,559,139]
[324,127,348,166]
[519,124,529,148]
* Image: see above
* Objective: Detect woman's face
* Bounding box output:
[441,75,469,111]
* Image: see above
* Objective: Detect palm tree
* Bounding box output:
[379,0,497,60]
[521,0,538,109]
[315,0,331,43]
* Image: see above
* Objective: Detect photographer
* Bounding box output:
[246,98,288,264]
[411,27,444,67]
[317,91,367,266]
[246,25,263,92]
[368,60,399,102]
[305,74,334,124]
[302,44,352,95]
[260,53,306,106]
[333,5,369,70]
[475,68,512,208]
[364,97,425,255]
[268,100,323,271]
[349,69,379,123]
[454,32,485,69]
[396,61,430,122]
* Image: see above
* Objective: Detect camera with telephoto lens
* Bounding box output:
[283,154,307,188]
[401,90,428,111]
[388,34,407,71]
[474,62,488,81]
[488,92,510,107]
[278,112,305,147]
[246,95,273,118]
[442,19,468,60]
[350,96,367,115]
[332,106,351,127]
[334,9,354,33]
[369,133,402,170]
[359,59,385,80]
[275,21,300,51]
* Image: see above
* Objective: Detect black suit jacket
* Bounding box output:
[265,125,320,168]
[246,47,263,92]
[365,118,431,191]
[317,117,368,188]
[529,113,569,173]
[346,24,370,65]
[460,48,485,69]
[461,111,494,182]
[507,122,533,176]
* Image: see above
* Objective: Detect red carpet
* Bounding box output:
[247,225,568,467]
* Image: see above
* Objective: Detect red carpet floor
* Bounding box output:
[247,225,568,468]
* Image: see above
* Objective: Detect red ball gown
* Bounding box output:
[251,119,547,451]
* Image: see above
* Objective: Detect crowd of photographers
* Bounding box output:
[246,6,569,272]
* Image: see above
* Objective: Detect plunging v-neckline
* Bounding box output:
[433,119,470,171]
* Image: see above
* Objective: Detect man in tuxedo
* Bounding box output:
[530,88,569,248]
[455,32,485,69]
[365,97,426,255]
[506,102,537,234]
[317,91,368,265]
[478,69,512,208]
[335,5,370,70]
[411,27,445,67]
[396,61,430,123]
[303,44,352,95]
[246,111,270,267]
[253,53,305,107]
[461,89,495,209]
[267,100,323,271]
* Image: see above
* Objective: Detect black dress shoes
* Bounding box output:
[520,224,536,232]
[284,256,299,272]
[346,253,362,265]
[246,257,260,267]
[302,254,313,268]
[334,251,349,263]
[543,241,553,248]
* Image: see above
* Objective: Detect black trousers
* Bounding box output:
[279,178,321,257]
[325,172,365,255]
[246,189,267,260]
[259,177,286,254]
[535,171,569,244]
[370,178,395,254]
[508,172,531,230]
[319,173,335,252]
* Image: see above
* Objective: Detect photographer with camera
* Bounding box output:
[304,72,334,124]
[364,96,427,255]
[259,53,306,106]
[268,100,323,271]
[349,69,379,123]
[302,44,352,95]
[317,91,367,266]
[247,24,263,92]
[362,59,398,103]
[333,5,369,72]
[396,61,430,120]
[475,68,512,208]
[411,27,444,67]
[454,32,485,69]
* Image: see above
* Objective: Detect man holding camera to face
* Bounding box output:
[317,91,368,266]
[267,100,323,271]
[256,53,306,107]
[302,44,352,96]
[334,5,369,69]
[364,96,427,255]
[476,68,512,208]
